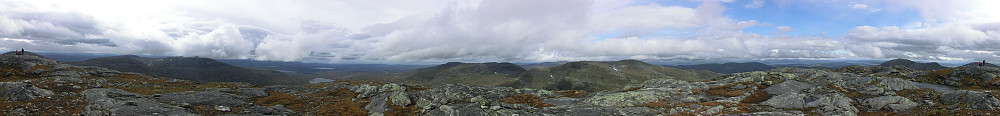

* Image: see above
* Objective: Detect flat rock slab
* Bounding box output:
[764,80,814,95]
[82,88,194,116]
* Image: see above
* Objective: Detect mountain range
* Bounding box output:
[70,55,305,85]
[878,59,949,71]
[668,62,774,73]
[511,59,720,91]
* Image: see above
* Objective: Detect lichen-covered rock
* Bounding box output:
[390,91,411,106]
[804,94,857,116]
[546,105,659,116]
[422,103,491,116]
[154,90,251,107]
[938,90,1000,110]
[762,92,808,109]
[0,82,54,101]
[861,96,918,111]
[716,71,796,84]
[263,85,310,94]
[584,91,664,107]
[365,93,390,115]
[247,105,294,115]
[233,88,268,97]
[82,88,194,116]
[764,80,814,95]
[584,79,708,107]
[351,84,381,98]
[875,77,919,91]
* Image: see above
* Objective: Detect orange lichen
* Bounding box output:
[555,90,589,98]
[501,94,553,108]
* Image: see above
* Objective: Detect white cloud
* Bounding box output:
[846,23,1000,61]
[848,3,868,9]
[745,0,765,8]
[0,0,853,63]
[9,0,998,63]
[842,0,1000,61]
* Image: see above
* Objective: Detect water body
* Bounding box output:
[310,78,335,84]
[909,81,955,92]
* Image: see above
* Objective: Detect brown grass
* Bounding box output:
[555,90,589,98]
[741,90,770,103]
[501,94,553,108]
[252,88,369,116]
[253,91,302,106]
[1,65,40,82]
[0,93,85,115]
[196,82,253,89]
[86,74,203,95]
[707,82,756,97]
[29,65,54,72]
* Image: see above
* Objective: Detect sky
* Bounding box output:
[1,0,998,64]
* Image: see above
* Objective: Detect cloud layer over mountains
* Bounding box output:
[0,0,998,63]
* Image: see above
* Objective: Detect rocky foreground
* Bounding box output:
[4,53,1000,115]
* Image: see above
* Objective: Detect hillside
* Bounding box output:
[517,61,569,69]
[879,59,948,71]
[510,59,720,91]
[70,55,304,85]
[396,62,526,87]
[669,62,774,73]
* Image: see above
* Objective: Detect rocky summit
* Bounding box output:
[4,52,1000,115]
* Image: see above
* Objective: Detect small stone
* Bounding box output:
[215,106,231,112]
[729,84,747,90]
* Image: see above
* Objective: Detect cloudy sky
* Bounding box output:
[1,0,998,63]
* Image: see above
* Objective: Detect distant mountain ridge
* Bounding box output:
[380,59,720,91]
[878,59,948,71]
[669,62,774,73]
[510,59,720,91]
[400,62,526,87]
[71,55,302,85]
